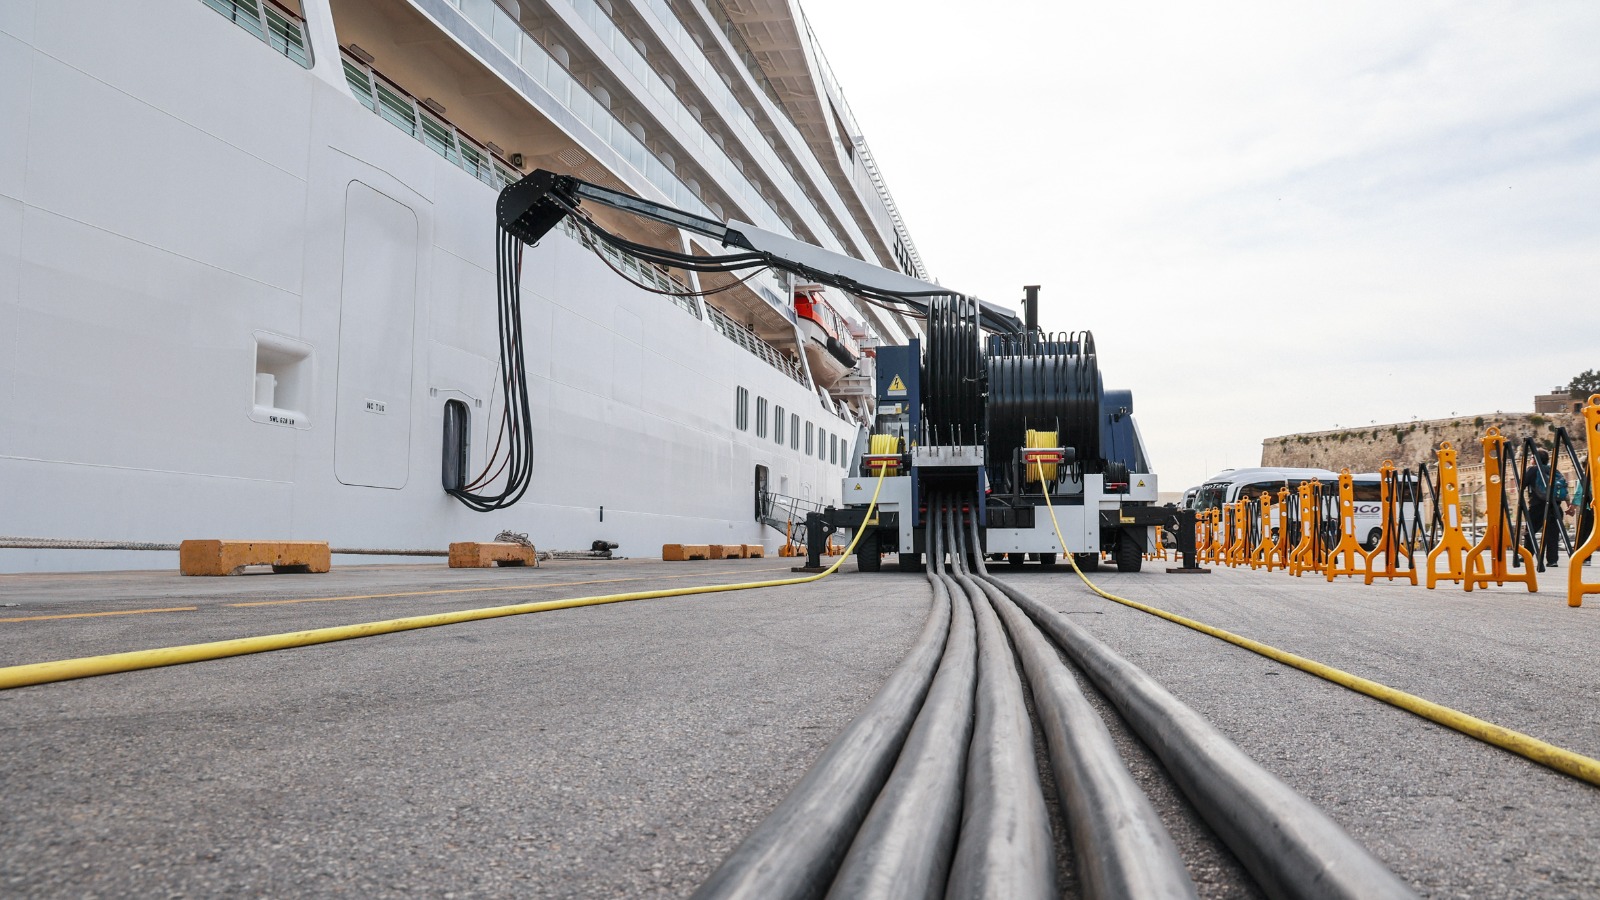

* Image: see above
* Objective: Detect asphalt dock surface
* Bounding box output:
[3,556,1600,897]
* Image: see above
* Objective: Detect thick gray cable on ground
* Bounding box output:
[691,557,951,900]
[945,507,1056,899]
[826,498,976,900]
[985,575,1417,900]
[967,518,1198,899]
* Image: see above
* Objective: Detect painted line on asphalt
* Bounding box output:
[0,606,198,623]
[225,566,797,607]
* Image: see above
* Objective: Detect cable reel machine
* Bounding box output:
[839,287,1180,573]
[492,171,1193,571]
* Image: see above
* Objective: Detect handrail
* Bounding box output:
[706,306,808,386]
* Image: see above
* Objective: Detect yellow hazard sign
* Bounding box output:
[1137,479,1145,487]
[854,483,863,491]
[887,374,906,396]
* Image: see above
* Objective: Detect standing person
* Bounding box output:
[1524,448,1564,566]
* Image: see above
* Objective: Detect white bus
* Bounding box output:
[1192,467,1421,550]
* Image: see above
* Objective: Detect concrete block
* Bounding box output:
[663,544,711,561]
[449,542,538,568]
[179,540,330,576]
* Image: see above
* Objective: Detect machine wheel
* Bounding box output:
[857,532,881,573]
[1074,553,1100,572]
[1037,553,1057,569]
[1007,553,1026,568]
[898,552,922,572]
[1115,533,1143,573]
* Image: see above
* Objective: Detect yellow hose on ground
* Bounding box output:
[0,470,888,691]
[1032,460,1600,788]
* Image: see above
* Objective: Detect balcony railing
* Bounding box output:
[707,305,808,387]
[560,218,702,320]
[201,0,312,68]
[341,53,522,191]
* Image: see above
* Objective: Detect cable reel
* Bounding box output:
[922,294,986,446]
[986,331,1103,493]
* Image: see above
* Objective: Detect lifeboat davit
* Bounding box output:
[794,284,862,387]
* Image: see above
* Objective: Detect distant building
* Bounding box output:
[1535,391,1581,414]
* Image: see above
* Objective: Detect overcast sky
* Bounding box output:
[799,0,1600,490]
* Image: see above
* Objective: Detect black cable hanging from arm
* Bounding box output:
[449,227,536,512]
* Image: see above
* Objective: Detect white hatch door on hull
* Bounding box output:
[334,182,418,488]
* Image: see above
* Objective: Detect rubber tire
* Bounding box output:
[1363,528,1382,551]
[1074,553,1100,572]
[1115,533,1143,573]
[1007,552,1026,568]
[898,552,921,572]
[857,532,881,572]
[1037,553,1057,569]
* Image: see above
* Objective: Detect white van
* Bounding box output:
[1193,467,1420,550]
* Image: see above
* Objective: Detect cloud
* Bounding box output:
[801,0,1600,488]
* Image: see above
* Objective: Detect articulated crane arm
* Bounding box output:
[496,169,1022,334]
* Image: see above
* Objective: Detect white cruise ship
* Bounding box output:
[0,0,934,571]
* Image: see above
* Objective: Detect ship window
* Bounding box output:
[806,422,814,456]
[735,386,749,431]
[442,400,471,492]
[830,434,839,465]
[791,414,800,450]
[774,405,785,444]
[755,397,768,438]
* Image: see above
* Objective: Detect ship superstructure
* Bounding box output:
[0,0,933,570]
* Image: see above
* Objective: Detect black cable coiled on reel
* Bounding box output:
[922,295,986,445]
[986,331,1103,488]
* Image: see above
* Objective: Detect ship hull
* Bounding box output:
[0,0,854,571]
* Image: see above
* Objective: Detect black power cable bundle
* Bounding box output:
[986,330,1103,491]
[450,227,536,512]
[923,294,986,445]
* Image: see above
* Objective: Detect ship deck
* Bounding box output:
[3,558,1599,897]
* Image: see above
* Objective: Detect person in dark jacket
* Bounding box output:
[1524,448,1565,566]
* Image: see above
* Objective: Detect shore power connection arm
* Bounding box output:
[493,170,1194,569]
[496,169,1022,333]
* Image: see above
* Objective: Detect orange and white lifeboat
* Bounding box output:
[793,284,862,387]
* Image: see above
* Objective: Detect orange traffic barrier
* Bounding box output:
[1227,501,1251,567]
[1196,509,1216,563]
[1363,460,1417,585]
[1250,491,1283,572]
[1426,442,1473,589]
[1325,469,1368,580]
[1465,428,1537,593]
[1569,395,1600,607]
[1288,482,1320,577]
